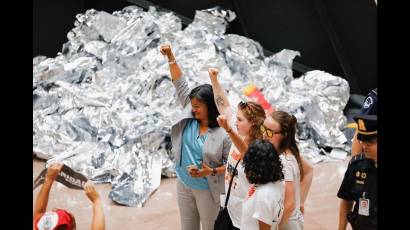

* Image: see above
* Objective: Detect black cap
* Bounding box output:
[353,114,377,142]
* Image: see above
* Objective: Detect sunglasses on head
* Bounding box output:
[239,101,257,115]
[239,101,251,110]
[260,125,282,138]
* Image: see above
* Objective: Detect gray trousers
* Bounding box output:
[177,180,220,230]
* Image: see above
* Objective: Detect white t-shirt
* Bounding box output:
[220,114,249,228]
[222,144,249,228]
[280,153,304,223]
[241,181,285,230]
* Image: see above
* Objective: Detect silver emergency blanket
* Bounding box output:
[33,5,350,206]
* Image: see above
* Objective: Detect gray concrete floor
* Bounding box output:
[33,158,352,230]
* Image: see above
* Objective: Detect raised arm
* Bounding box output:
[33,163,63,226]
[160,44,190,107]
[84,181,105,230]
[160,44,182,81]
[208,68,234,120]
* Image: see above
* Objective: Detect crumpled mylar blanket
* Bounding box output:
[33,5,350,206]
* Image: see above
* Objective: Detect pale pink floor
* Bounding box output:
[33,158,352,230]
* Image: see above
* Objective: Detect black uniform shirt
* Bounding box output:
[337,153,377,218]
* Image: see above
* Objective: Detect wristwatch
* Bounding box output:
[211,167,217,176]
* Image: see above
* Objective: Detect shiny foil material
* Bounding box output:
[33,6,350,206]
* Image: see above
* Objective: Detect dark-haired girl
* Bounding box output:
[241,140,285,230]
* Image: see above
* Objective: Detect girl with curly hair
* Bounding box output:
[241,140,285,230]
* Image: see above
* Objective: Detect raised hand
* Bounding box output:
[160,44,174,60]
[208,68,219,80]
[84,181,100,203]
[46,163,63,182]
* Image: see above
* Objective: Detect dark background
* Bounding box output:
[33,0,376,95]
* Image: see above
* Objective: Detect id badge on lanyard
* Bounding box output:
[358,192,370,216]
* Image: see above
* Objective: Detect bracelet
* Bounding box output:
[168,59,176,65]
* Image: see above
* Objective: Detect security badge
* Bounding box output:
[355,171,370,216]
[359,192,370,216]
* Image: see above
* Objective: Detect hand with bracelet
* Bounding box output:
[160,44,177,65]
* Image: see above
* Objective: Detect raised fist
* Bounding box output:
[208,68,219,79]
[160,44,173,58]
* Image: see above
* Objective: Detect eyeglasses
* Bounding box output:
[260,125,282,138]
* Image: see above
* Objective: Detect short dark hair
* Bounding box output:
[243,140,284,184]
[189,84,220,128]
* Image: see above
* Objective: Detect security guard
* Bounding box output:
[337,114,377,230]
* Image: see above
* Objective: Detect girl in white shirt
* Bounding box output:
[241,139,285,230]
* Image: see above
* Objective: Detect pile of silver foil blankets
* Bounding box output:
[33,6,351,207]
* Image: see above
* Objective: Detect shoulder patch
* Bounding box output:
[363,96,373,109]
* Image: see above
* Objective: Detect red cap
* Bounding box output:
[35,209,74,230]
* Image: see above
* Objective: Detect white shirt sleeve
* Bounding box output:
[281,155,296,182]
[251,187,274,226]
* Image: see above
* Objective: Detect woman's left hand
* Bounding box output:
[190,162,213,178]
